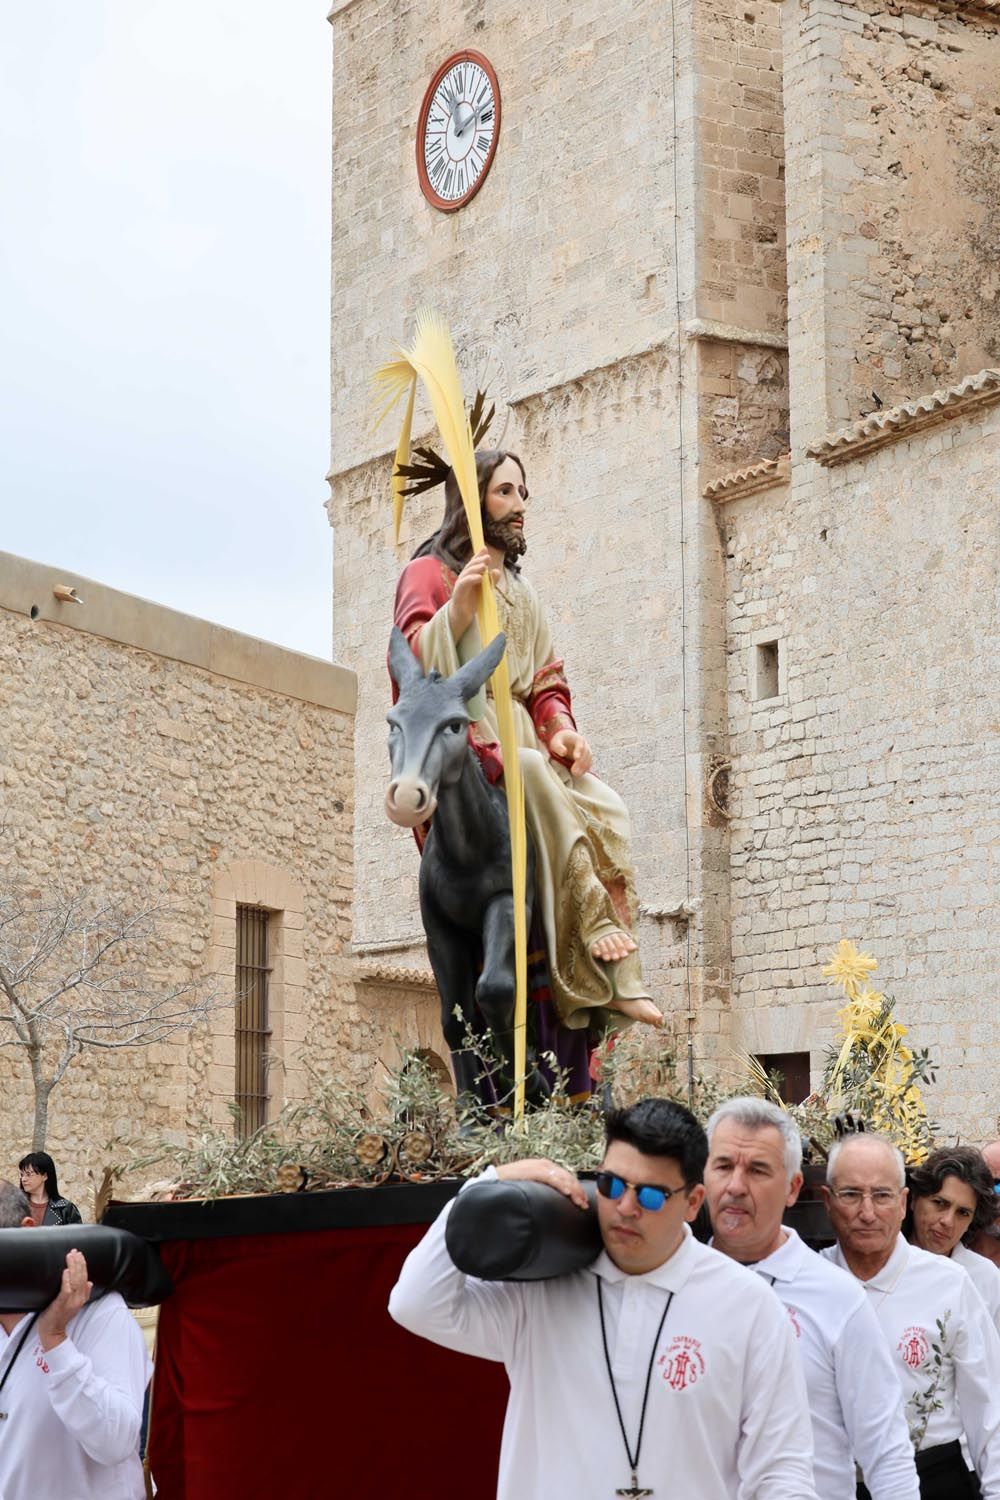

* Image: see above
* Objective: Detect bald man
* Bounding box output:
[970,1142,1000,1269]
[822,1135,1000,1500]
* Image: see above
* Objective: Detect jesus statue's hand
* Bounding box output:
[448,548,500,640]
[549,729,592,777]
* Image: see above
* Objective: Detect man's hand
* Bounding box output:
[448,548,500,641]
[36,1249,92,1351]
[548,729,592,777]
[495,1157,590,1210]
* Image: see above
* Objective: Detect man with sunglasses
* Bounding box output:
[704,1098,918,1500]
[821,1133,1000,1500]
[390,1098,818,1499]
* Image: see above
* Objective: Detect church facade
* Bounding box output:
[328,0,1000,1138]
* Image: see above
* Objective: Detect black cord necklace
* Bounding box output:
[0,1313,41,1425]
[596,1280,674,1499]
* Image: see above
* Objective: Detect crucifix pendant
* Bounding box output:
[616,1475,652,1498]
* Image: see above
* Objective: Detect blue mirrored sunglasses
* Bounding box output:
[993,1179,1000,1195]
[595,1171,689,1213]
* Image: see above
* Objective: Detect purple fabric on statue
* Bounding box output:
[468,916,594,1106]
[529,924,593,1099]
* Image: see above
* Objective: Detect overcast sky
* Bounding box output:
[1,3,335,659]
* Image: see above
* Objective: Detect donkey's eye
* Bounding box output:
[447,720,466,735]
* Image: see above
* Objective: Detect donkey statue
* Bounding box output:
[385,626,550,1112]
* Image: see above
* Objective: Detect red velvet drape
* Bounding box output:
[148,1223,508,1499]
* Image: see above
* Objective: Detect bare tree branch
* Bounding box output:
[0,882,226,1149]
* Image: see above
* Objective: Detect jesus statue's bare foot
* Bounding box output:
[590,930,638,963]
[609,996,664,1028]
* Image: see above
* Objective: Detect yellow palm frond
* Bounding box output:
[732,1047,787,1107]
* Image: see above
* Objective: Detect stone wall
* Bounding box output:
[698,340,790,484]
[329,0,682,464]
[692,0,788,336]
[721,399,1000,1139]
[0,553,358,1213]
[783,0,1000,435]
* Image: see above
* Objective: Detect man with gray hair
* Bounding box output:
[822,1133,1000,1499]
[704,1098,918,1500]
[0,1180,32,1229]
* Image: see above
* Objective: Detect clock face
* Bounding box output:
[417,51,501,213]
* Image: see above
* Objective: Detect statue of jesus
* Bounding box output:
[393,447,663,1038]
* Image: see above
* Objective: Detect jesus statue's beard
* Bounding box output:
[483,515,527,567]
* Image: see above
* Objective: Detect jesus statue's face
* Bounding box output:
[483,456,528,565]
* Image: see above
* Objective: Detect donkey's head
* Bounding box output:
[385,627,506,828]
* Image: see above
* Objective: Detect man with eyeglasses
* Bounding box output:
[704,1098,918,1500]
[390,1098,818,1498]
[821,1133,1000,1500]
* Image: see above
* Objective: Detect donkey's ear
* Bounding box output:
[451,633,506,704]
[388,626,424,692]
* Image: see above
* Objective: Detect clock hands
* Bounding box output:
[454,100,492,140]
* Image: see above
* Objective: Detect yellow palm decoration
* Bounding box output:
[374,311,530,1119]
[821,941,933,1163]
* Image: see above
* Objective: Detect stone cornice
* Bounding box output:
[0,552,357,715]
[807,368,1000,467]
[871,0,1000,24]
[326,339,674,487]
[357,962,438,991]
[686,318,788,352]
[704,454,791,502]
[775,0,1000,24]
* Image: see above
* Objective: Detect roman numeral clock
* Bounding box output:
[417,51,501,212]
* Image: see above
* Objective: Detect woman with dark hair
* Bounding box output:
[393,448,663,1053]
[907,1145,1000,1333]
[18,1151,83,1226]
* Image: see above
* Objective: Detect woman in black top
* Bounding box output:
[17,1151,82,1225]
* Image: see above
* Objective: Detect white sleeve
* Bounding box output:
[834,1299,919,1500]
[388,1178,525,1365]
[953,1277,1000,1498]
[962,1251,1000,1337]
[735,1293,818,1500]
[40,1296,150,1466]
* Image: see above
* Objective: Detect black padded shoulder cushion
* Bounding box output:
[445,1177,602,1281]
[0,1224,172,1312]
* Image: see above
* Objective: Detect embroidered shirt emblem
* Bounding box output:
[898,1326,930,1370]
[658,1335,706,1391]
[785,1305,802,1339]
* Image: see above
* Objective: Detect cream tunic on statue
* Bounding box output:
[744,1227,918,1500]
[389,1173,819,1500]
[822,1236,1000,1495]
[416,566,651,1028]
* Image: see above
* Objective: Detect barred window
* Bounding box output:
[235,904,272,1136]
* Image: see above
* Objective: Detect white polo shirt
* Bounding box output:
[823,1235,1000,1497]
[391,1176,818,1500]
[953,1243,1000,1335]
[0,1290,151,1500]
[745,1228,918,1500]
